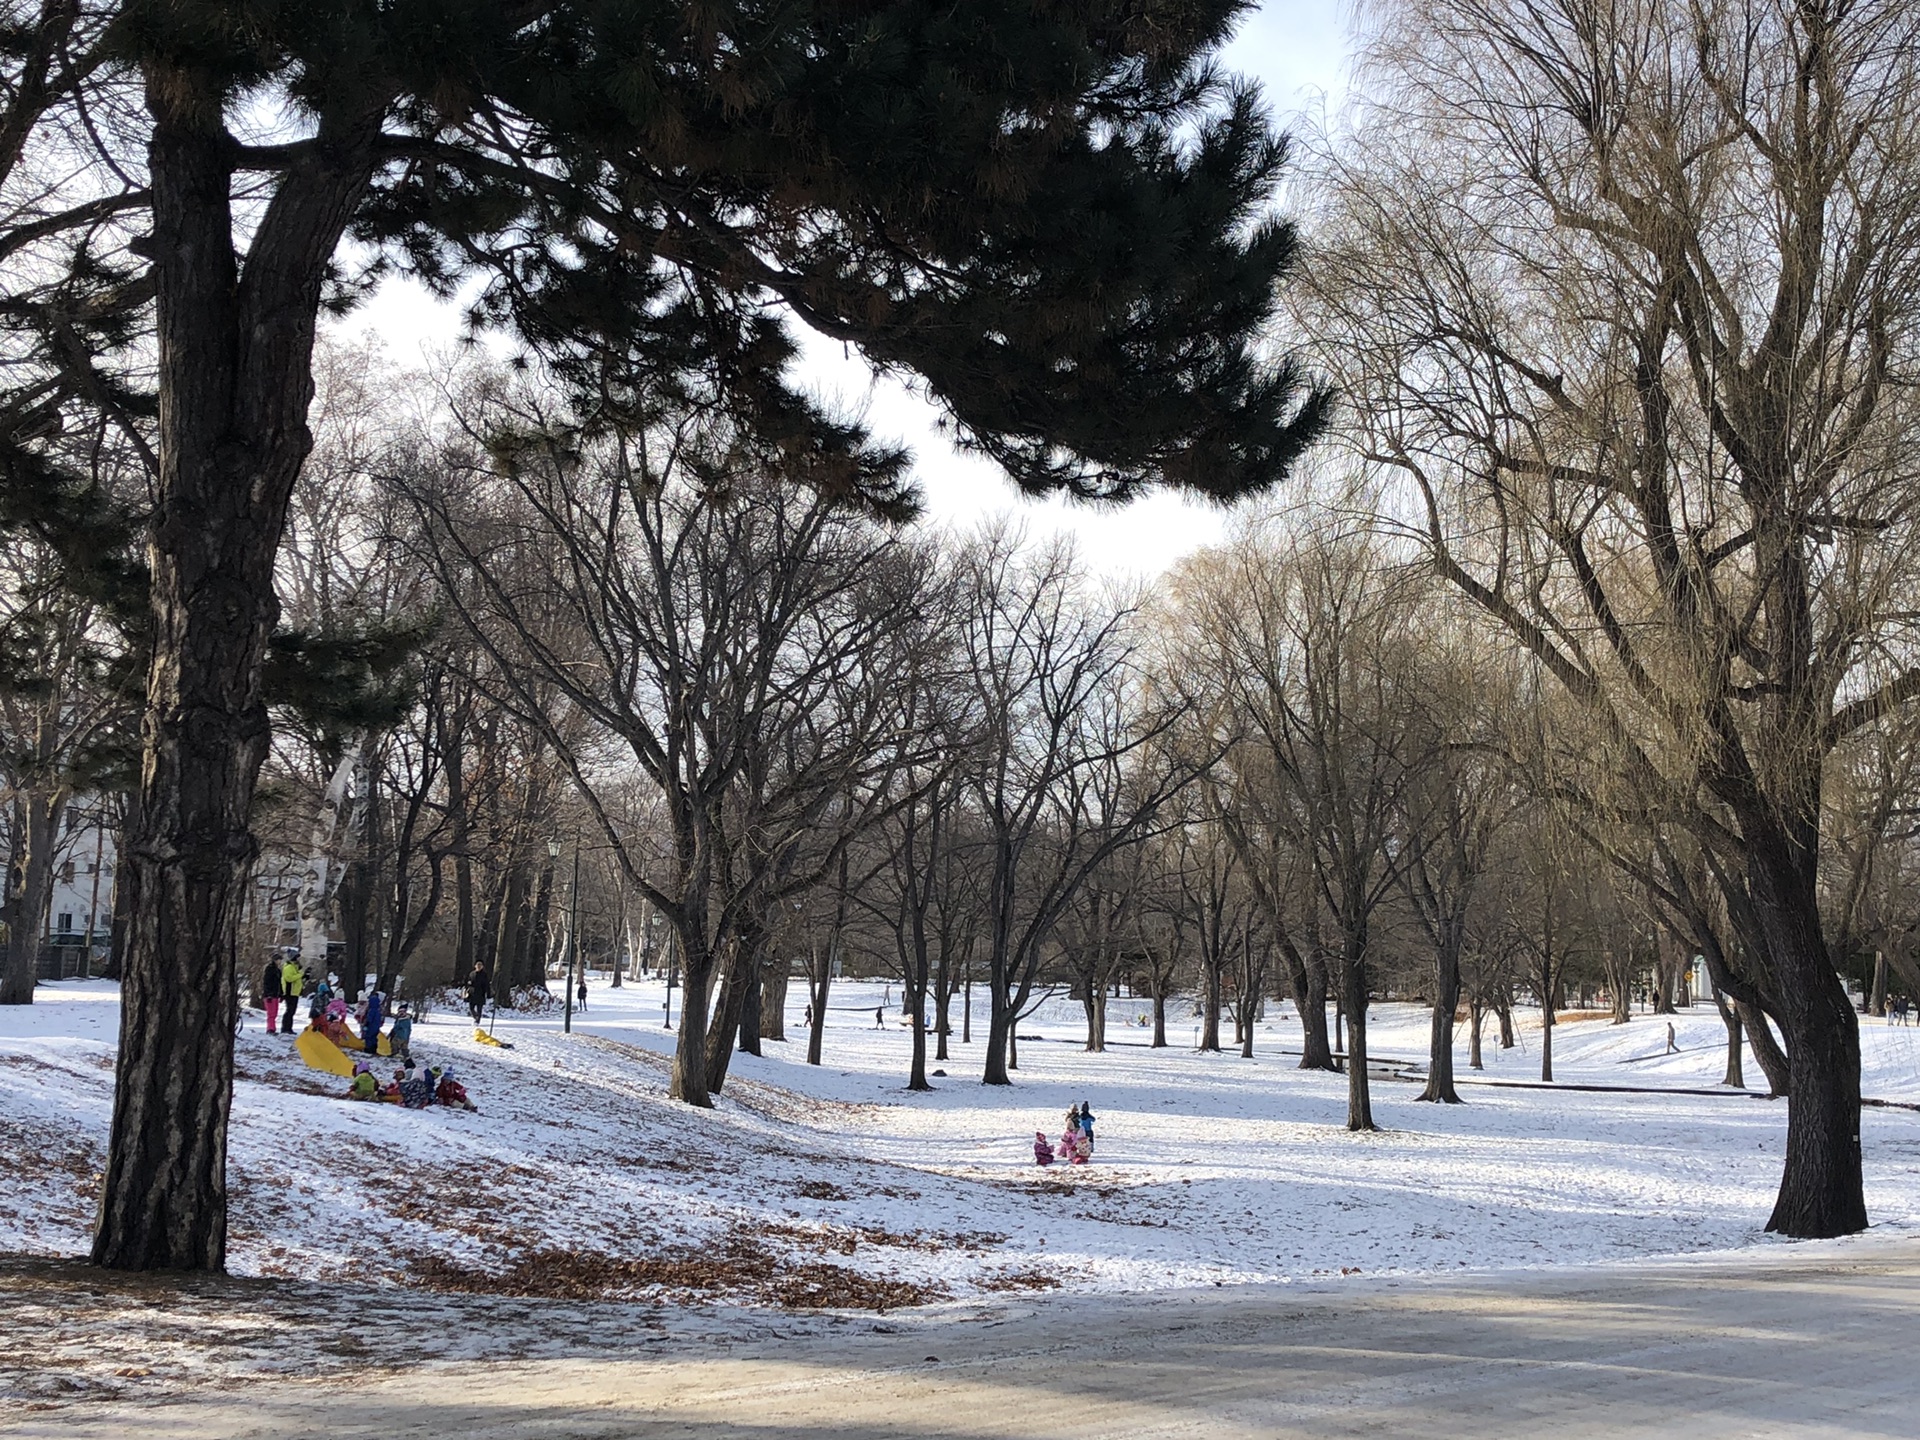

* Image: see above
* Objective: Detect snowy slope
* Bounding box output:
[3,978,1917,1311]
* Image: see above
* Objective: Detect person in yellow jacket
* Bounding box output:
[279,956,304,1034]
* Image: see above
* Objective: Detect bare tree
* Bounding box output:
[1306,0,1920,1236]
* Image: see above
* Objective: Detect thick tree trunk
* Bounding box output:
[1419,940,1463,1103]
[1468,997,1484,1069]
[984,988,1013,1085]
[1753,890,1865,1236]
[1868,951,1887,1019]
[671,960,714,1107]
[93,76,378,1271]
[1151,987,1167,1047]
[1290,948,1335,1070]
[1496,1000,1515,1048]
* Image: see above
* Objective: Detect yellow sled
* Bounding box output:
[296,1028,359,1078]
[473,1028,508,1047]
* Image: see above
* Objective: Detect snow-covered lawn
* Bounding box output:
[5,978,1919,1311]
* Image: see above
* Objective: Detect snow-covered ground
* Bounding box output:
[4,977,1919,1315]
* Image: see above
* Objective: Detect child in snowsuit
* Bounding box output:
[1033,1131,1055,1166]
[1077,1101,1095,1148]
[434,1067,477,1112]
[346,1062,379,1101]
[361,989,385,1054]
[388,1006,414,1064]
[398,1065,435,1109]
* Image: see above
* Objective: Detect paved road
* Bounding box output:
[17,1241,1920,1438]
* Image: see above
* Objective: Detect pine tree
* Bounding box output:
[5,0,1327,1272]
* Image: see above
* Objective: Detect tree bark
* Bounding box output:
[1739,999,1790,1096]
[1342,934,1375,1131]
[1418,939,1463,1103]
[94,71,380,1270]
[1,790,64,1004]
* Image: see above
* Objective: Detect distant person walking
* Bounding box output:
[279,955,304,1034]
[1665,1022,1679,1054]
[874,1005,885,1029]
[576,978,589,1013]
[261,957,284,1034]
[467,963,490,1025]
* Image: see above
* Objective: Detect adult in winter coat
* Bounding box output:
[260,959,284,1034]
[362,989,385,1053]
[466,964,489,1025]
[279,957,304,1034]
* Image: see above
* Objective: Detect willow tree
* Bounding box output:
[1307,0,1920,1235]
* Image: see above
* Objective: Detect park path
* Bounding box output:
[13,1237,1918,1438]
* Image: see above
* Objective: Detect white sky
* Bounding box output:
[348,1,1353,581]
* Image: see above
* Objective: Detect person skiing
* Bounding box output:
[260,957,284,1034]
[279,955,304,1034]
[466,963,490,1025]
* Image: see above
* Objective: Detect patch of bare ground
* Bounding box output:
[408,1233,947,1311]
[977,1269,1062,1292]
[0,1117,101,1206]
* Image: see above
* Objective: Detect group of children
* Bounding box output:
[346,1058,476,1111]
[1033,1101,1096,1166]
[308,994,415,1060]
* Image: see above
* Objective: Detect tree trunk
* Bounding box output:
[1,791,64,1004]
[1756,901,1866,1236]
[1199,955,1221,1052]
[806,944,832,1066]
[671,959,714,1107]
[93,77,379,1271]
[737,960,762,1058]
[1717,993,1745,1089]
[1868,950,1887,1019]
[1539,984,1555,1082]
[1739,999,1790,1096]
[1468,997,1484,1069]
[704,946,753,1092]
[1291,948,1335,1070]
[759,963,787,1042]
[1496,1000,1515,1048]
[1418,939,1463,1103]
[1342,938,1374,1131]
[1151,987,1167,1047]
[983,973,1013,1085]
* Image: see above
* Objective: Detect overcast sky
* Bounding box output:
[349,1,1354,580]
